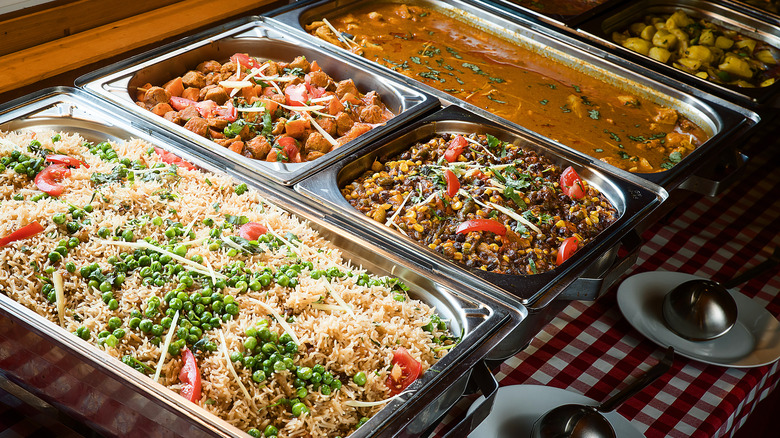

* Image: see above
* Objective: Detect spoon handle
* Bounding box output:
[598,347,674,413]
[722,246,780,289]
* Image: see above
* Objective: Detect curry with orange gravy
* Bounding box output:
[307,3,711,173]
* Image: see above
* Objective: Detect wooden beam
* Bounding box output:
[0,0,275,94]
[0,0,181,57]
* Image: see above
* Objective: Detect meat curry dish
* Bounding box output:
[134,53,393,163]
[307,3,711,173]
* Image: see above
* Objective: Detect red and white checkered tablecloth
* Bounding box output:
[435,146,780,437]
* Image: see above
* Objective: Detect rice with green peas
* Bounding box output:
[0,129,454,437]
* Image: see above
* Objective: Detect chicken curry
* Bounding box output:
[307,3,711,173]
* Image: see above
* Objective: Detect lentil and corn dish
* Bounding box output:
[307,3,710,173]
[0,130,453,437]
[342,133,618,275]
[613,9,780,88]
[134,52,393,163]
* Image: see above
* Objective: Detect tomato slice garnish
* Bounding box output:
[230,53,262,70]
[282,142,302,163]
[34,164,71,196]
[284,83,310,107]
[444,135,468,163]
[444,168,460,197]
[556,236,580,265]
[0,221,45,247]
[45,154,89,168]
[153,147,196,170]
[560,166,586,200]
[169,96,196,111]
[178,348,201,403]
[215,101,237,122]
[239,222,268,241]
[455,219,507,236]
[386,347,422,396]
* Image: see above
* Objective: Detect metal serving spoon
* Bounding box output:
[530,347,674,438]
[662,246,780,341]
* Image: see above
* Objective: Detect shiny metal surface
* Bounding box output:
[531,346,674,438]
[295,105,668,309]
[577,0,780,108]
[0,87,524,437]
[662,279,739,341]
[75,16,439,186]
[267,0,761,196]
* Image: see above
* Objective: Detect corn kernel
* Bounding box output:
[489,243,499,251]
[413,224,424,233]
[400,162,409,172]
[453,252,463,261]
[428,243,436,250]
[452,201,463,210]
[503,255,511,262]
[555,219,566,228]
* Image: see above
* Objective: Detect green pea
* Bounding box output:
[139,319,153,333]
[173,244,188,257]
[285,341,297,354]
[261,342,277,355]
[312,372,322,384]
[320,384,331,396]
[296,387,308,399]
[235,280,248,292]
[159,254,172,265]
[276,274,290,287]
[113,328,126,339]
[71,209,84,220]
[297,367,313,380]
[104,335,119,348]
[263,425,278,437]
[128,317,141,329]
[48,251,62,263]
[52,213,67,225]
[226,248,238,257]
[152,217,163,226]
[122,229,134,241]
[252,369,266,382]
[83,204,93,213]
[108,316,122,330]
[273,361,286,373]
[98,330,111,339]
[331,379,342,390]
[108,299,119,310]
[161,317,173,329]
[65,262,76,273]
[244,336,258,351]
[138,255,151,266]
[291,402,308,417]
[247,429,261,438]
[191,254,204,264]
[353,371,367,386]
[151,324,164,336]
[99,281,112,292]
[55,246,68,256]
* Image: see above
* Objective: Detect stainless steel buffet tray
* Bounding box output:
[295,105,668,310]
[577,0,780,108]
[75,17,439,186]
[268,0,761,196]
[714,0,780,26]
[473,0,621,29]
[0,87,524,438]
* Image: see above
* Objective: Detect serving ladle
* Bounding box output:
[530,346,674,438]
[662,246,780,341]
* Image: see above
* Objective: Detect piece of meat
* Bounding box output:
[288,56,310,72]
[207,117,228,131]
[182,70,206,89]
[245,136,272,159]
[359,105,384,124]
[204,86,229,105]
[304,132,333,155]
[163,77,184,98]
[317,117,338,136]
[163,111,181,124]
[306,70,330,88]
[183,117,209,137]
[228,141,245,155]
[181,87,200,101]
[178,106,200,122]
[336,112,355,136]
[197,60,222,74]
[151,103,173,117]
[361,90,382,106]
[144,87,171,107]
[337,123,372,147]
[335,79,359,99]
[653,108,679,125]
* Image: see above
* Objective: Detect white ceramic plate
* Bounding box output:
[617,271,780,368]
[466,385,643,438]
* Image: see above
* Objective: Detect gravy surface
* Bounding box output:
[308,3,711,173]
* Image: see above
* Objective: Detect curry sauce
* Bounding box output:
[307,3,711,173]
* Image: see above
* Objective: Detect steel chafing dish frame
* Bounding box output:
[576,0,780,108]
[711,0,780,27]
[266,0,761,197]
[294,105,668,312]
[75,16,440,187]
[0,87,526,438]
[473,0,623,29]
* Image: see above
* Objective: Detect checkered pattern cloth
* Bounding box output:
[435,146,780,437]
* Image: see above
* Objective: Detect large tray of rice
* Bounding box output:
[0,88,525,437]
